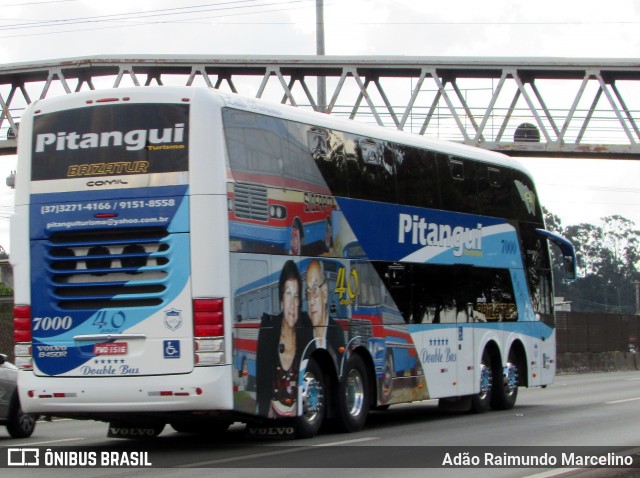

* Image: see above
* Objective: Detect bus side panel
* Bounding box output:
[218,99,559,422]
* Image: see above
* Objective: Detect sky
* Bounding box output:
[1,0,640,252]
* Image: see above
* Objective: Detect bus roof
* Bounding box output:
[213,88,531,177]
[24,85,532,178]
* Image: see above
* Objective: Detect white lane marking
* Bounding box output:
[524,468,579,478]
[23,437,85,446]
[313,437,379,446]
[182,436,378,467]
[606,396,640,404]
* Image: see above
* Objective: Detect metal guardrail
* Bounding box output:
[2,55,640,158]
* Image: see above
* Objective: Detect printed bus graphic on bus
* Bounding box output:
[232,256,427,416]
[225,110,336,255]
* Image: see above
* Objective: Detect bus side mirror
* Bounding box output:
[562,255,576,282]
[536,229,577,282]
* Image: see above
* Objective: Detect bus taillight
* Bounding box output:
[13,305,33,370]
[13,305,31,342]
[193,299,223,337]
[193,298,225,366]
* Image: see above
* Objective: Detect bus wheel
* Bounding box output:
[491,357,519,410]
[470,350,493,414]
[294,358,326,438]
[337,354,370,433]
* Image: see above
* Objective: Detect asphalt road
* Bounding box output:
[1,371,639,478]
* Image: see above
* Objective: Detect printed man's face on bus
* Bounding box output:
[282,279,300,328]
[306,263,327,326]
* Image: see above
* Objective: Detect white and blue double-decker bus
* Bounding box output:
[11,86,575,438]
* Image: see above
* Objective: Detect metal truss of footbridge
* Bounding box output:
[2,55,640,159]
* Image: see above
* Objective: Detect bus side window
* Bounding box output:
[347,138,397,203]
[374,262,519,324]
[284,122,327,188]
[477,166,511,218]
[449,158,464,180]
[396,148,440,209]
[437,155,478,214]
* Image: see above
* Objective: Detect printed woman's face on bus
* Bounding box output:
[282,279,300,328]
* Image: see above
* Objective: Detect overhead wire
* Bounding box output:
[3,0,76,7]
[1,0,637,34]
[0,0,321,38]
[0,0,314,29]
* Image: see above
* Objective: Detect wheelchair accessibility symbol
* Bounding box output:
[163,340,181,359]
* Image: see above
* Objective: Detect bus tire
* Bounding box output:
[294,358,326,439]
[470,350,493,414]
[491,355,519,410]
[337,354,370,433]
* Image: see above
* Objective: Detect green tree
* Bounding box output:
[544,211,640,313]
[602,215,640,277]
[543,207,564,235]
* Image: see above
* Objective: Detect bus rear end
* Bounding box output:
[11,88,233,432]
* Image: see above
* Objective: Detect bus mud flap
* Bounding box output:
[107,422,165,439]
[245,421,296,439]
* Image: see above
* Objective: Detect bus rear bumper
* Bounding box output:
[18,365,234,415]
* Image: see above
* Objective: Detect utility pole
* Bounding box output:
[634,281,640,316]
[316,0,326,112]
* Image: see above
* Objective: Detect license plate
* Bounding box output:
[94,342,128,355]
